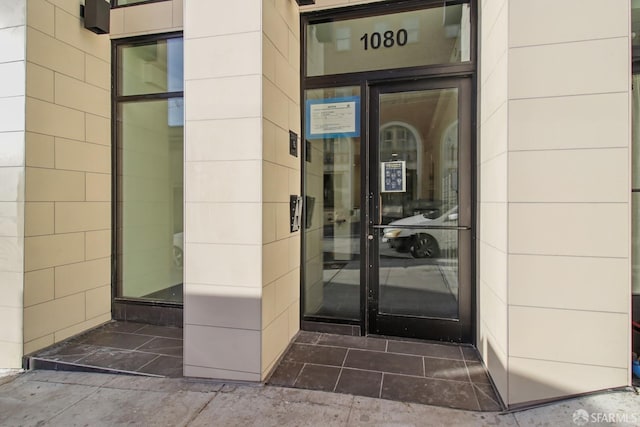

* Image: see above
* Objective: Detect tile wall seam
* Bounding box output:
[480,319,508,360]
[479,277,507,307]
[509,146,630,153]
[184,72,263,83]
[504,0,510,405]
[26,26,109,66]
[508,355,628,371]
[508,304,629,316]
[509,90,629,103]
[509,35,631,51]
[183,363,261,376]
[479,97,507,127]
[479,49,507,87]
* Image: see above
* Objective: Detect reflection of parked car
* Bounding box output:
[382,206,458,258]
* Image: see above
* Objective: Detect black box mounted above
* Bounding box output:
[295,0,315,5]
[82,0,110,34]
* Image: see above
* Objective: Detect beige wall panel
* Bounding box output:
[85,229,110,260]
[185,243,261,287]
[54,258,110,298]
[0,132,25,167]
[509,306,628,368]
[508,149,628,203]
[274,126,298,170]
[509,203,628,258]
[509,93,629,152]
[288,236,300,271]
[172,0,183,27]
[261,310,288,375]
[47,0,81,17]
[0,236,23,273]
[26,27,83,80]
[479,102,507,163]
[0,62,25,98]
[508,357,628,405]
[275,269,298,316]
[23,292,85,341]
[54,74,110,118]
[263,162,290,203]
[478,327,508,405]
[287,31,299,70]
[0,341,22,368]
[287,300,300,340]
[479,280,507,356]
[0,26,26,63]
[85,173,110,202]
[85,285,111,319]
[54,7,109,61]
[25,132,54,168]
[184,0,260,40]
[0,271,23,308]
[25,202,53,236]
[480,54,507,124]
[183,365,260,382]
[122,1,172,35]
[479,2,507,84]
[185,161,261,203]
[85,114,110,146]
[26,97,85,141]
[27,0,54,36]
[300,0,385,12]
[275,202,291,241]
[185,203,261,245]
[509,0,628,48]
[479,242,507,303]
[0,167,24,203]
[85,55,110,91]
[479,153,507,203]
[509,254,628,313]
[184,32,261,80]
[109,8,124,35]
[55,139,111,173]
[185,76,261,121]
[185,118,261,162]
[263,202,277,244]
[54,312,110,343]
[263,0,289,57]
[25,61,53,102]
[0,97,26,133]
[184,283,261,330]
[24,232,84,271]
[183,324,261,375]
[509,38,628,100]
[0,202,22,237]
[263,78,290,130]
[262,280,277,326]
[24,268,54,307]
[23,334,53,355]
[263,37,277,84]
[0,307,22,342]
[263,238,289,286]
[54,202,110,233]
[479,202,507,252]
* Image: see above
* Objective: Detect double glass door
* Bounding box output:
[303,78,472,342]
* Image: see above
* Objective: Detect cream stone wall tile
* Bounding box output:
[25,132,54,168]
[0,271,22,308]
[263,202,276,244]
[287,299,300,340]
[0,202,21,238]
[509,254,628,313]
[185,118,261,162]
[0,132,24,167]
[262,119,277,163]
[261,310,288,374]
[54,258,110,298]
[85,230,110,260]
[85,55,110,91]
[509,203,628,258]
[508,357,628,405]
[479,54,507,124]
[27,0,54,36]
[288,31,299,71]
[25,202,53,236]
[479,202,507,252]
[263,78,289,130]
[185,243,261,287]
[479,241,507,303]
[262,281,277,326]
[0,97,26,133]
[0,62,26,98]
[509,306,628,368]
[509,38,628,100]
[480,3,507,86]
[275,202,290,241]
[55,139,110,173]
[509,93,629,152]
[172,0,183,28]
[183,365,260,382]
[479,102,507,163]
[47,0,80,17]
[275,54,298,102]
[509,149,628,203]
[183,324,261,375]
[86,173,110,202]
[0,236,24,273]
[23,292,85,341]
[109,8,124,36]
[0,307,22,342]
[54,202,110,233]
[262,162,289,204]
[184,0,260,40]
[263,238,289,285]
[185,202,261,245]
[24,268,54,307]
[0,1,26,28]
[184,32,261,80]
[54,312,110,343]
[0,26,26,63]
[26,27,83,80]
[0,167,24,203]
[479,280,507,356]
[509,0,627,48]
[24,232,84,271]
[184,283,261,330]
[54,7,109,61]
[54,74,110,118]
[85,285,110,319]
[263,37,277,83]
[24,334,53,355]
[274,0,298,33]
[26,97,85,141]
[123,1,173,34]
[0,341,22,368]
[288,99,300,134]
[275,269,298,316]
[85,114,110,146]
[288,236,300,270]
[25,61,53,102]
[184,75,261,121]
[478,328,508,401]
[185,161,261,203]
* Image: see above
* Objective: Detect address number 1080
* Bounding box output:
[360,29,408,50]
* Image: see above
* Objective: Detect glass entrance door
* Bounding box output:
[368,79,472,342]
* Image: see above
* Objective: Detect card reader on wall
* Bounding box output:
[290,195,303,232]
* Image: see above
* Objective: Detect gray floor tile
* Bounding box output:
[284,343,347,366]
[344,349,423,376]
[381,373,480,411]
[317,334,387,351]
[137,337,183,357]
[423,357,469,382]
[387,340,464,360]
[294,364,341,392]
[335,368,382,398]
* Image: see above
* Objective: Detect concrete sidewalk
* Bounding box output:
[0,371,638,426]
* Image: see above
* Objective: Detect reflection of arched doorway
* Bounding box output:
[440,120,458,207]
[379,122,422,220]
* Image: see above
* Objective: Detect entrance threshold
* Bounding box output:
[267,331,503,412]
[23,321,183,378]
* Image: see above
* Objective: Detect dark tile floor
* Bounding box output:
[26,321,183,377]
[268,331,503,412]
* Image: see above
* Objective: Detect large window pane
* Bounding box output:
[307,4,470,77]
[117,99,184,302]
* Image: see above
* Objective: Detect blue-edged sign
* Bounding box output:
[381,161,406,193]
[305,96,360,140]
